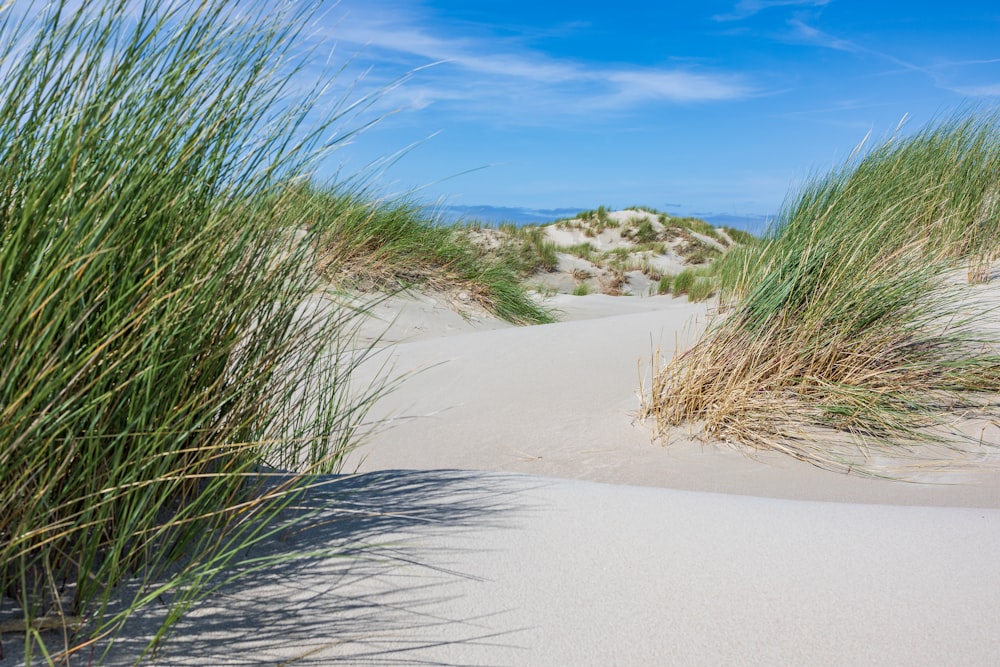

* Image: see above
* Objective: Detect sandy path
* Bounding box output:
[349,292,1000,508]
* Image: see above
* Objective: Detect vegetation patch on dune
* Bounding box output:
[288,185,555,325]
[494,206,753,299]
[642,112,1000,474]
[0,1,398,661]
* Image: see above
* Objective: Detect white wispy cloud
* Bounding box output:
[786,19,1000,99]
[713,0,832,22]
[316,2,754,121]
[949,83,1000,97]
[786,18,860,53]
[602,69,750,104]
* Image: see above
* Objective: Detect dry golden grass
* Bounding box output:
[642,113,1000,474]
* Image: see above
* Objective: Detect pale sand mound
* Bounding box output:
[92,470,1000,665]
[14,290,999,665]
[349,290,1000,506]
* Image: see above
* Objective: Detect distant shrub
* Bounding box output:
[624,218,659,244]
[640,260,664,282]
[601,269,627,295]
[632,241,668,254]
[681,238,722,264]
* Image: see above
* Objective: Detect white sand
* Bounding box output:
[94,470,1000,666]
[10,288,1000,665]
[349,291,1000,506]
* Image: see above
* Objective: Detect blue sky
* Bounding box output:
[303,1,1000,222]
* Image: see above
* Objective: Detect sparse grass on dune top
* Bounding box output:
[0,1,389,661]
[514,208,754,300]
[644,112,1000,474]
[301,186,554,325]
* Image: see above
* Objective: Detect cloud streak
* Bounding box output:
[786,19,1000,99]
[713,0,832,22]
[320,3,754,121]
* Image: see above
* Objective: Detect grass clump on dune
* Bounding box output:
[303,187,553,325]
[497,224,560,274]
[643,112,1000,473]
[673,216,722,242]
[0,1,388,661]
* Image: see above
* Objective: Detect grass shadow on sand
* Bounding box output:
[50,470,546,666]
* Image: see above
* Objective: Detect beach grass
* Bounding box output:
[643,112,1000,472]
[670,269,697,296]
[0,1,391,661]
[657,275,672,295]
[286,185,555,325]
[497,224,561,274]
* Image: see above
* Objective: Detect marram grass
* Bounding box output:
[300,184,555,326]
[0,1,388,662]
[643,113,1000,474]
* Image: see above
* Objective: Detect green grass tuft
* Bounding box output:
[303,188,553,325]
[671,269,696,296]
[644,111,1000,474]
[0,1,393,660]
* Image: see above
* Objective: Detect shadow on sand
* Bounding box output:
[10,469,545,667]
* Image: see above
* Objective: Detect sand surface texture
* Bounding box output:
[11,288,1000,666]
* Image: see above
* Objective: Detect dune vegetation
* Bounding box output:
[0,0,556,662]
[643,113,1000,473]
[299,185,555,325]
[14,0,996,662]
[491,207,747,299]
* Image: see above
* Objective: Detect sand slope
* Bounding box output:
[92,470,1000,666]
[350,291,1000,507]
[10,289,1000,666]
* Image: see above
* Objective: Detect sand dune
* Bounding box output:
[12,287,999,666]
[95,469,1000,666]
[350,290,1000,507]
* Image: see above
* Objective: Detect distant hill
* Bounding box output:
[430,204,772,234]
[693,213,773,236]
[428,205,582,226]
